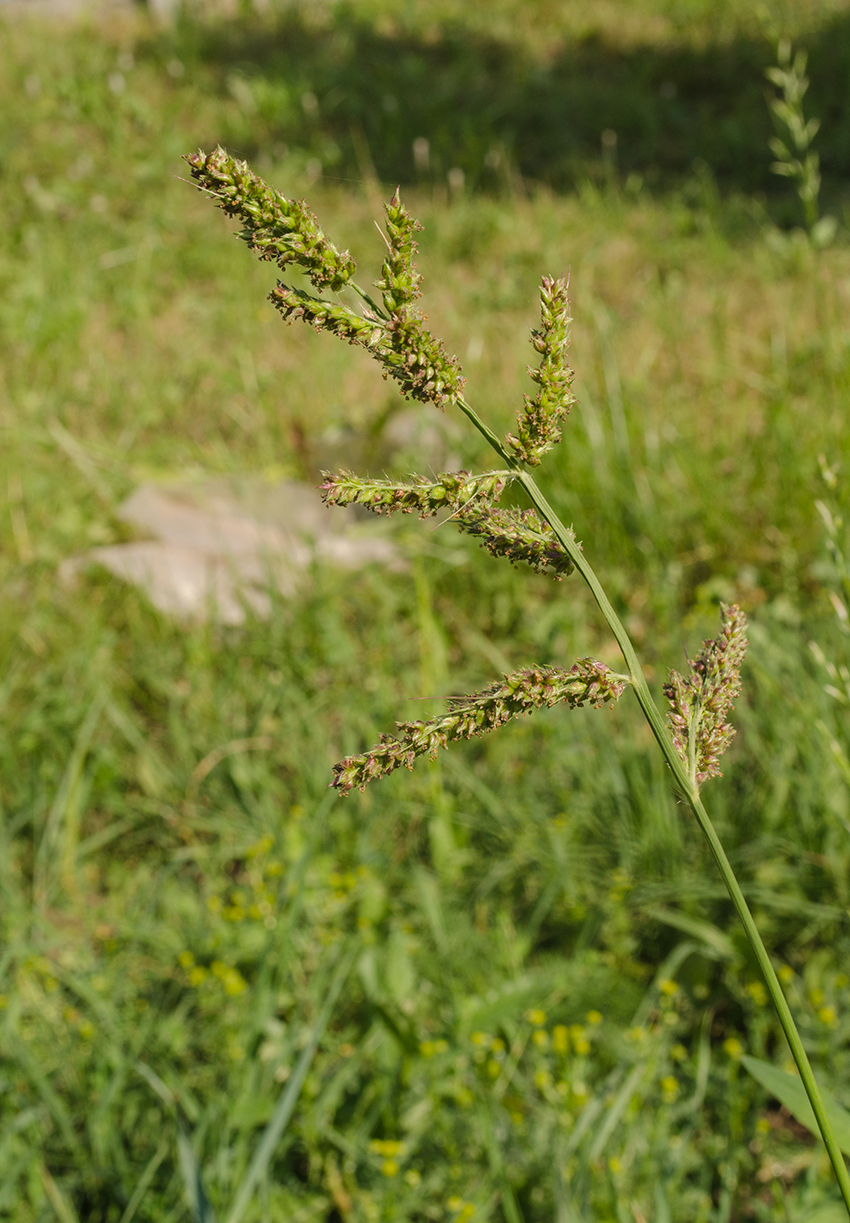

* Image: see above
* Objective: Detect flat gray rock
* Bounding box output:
[63,479,398,624]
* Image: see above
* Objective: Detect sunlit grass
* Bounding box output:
[2,2,850,1220]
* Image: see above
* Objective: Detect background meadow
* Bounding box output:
[3,1,850,1220]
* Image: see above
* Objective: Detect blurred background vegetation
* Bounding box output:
[3,0,850,1220]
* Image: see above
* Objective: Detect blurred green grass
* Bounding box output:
[3,2,850,1220]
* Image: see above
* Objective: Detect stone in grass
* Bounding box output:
[62,478,398,625]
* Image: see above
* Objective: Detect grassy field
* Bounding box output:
[3,1,850,1220]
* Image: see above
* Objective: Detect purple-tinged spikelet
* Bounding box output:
[321,472,575,579]
[663,603,748,786]
[462,506,576,579]
[333,659,630,794]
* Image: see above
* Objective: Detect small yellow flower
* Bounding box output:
[189,966,208,986]
[490,1038,505,1054]
[434,1039,449,1054]
[527,1009,547,1027]
[818,1005,838,1027]
[777,965,794,985]
[419,1041,435,1057]
[552,1024,569,1053]
[381,1160,398,1177]
[626,1026,646,1043]
[459,1206,475,1221]
[586,1010,603,1026]
[660,1075,679,1101]
[486,1059,501,1079]
[810,987,825,1007]
[178,951,194,969]
[534,1069,551,1090]
[265,860,283,877]
[746,981,767,1007]
[78,1020,95,1040]
[448,1197,464,1212]
[404,1169,421,1186]
[608,1156,621,1174]
[723,1037,743,1059]
[471,1031,490,1047]
[671,1044,688,1062]
[573,1036,590,1056]
[836,973,849,989]
[756,1117,771,1135]
[659,979,678,996]
[532,1029,549,1048]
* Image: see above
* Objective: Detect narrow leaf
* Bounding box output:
[741,1055,850,1155]
[225,943,355,1223]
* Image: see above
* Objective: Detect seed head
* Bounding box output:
[321,471,575,579]
[506,276,575,466]
[333,660,630,795]
[663,603,748,786]
[185,146,356,292]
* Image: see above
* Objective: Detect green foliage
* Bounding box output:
[3,3,850,1221]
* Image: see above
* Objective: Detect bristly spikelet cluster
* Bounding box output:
[185,147,356,292]
[463,507,576,578]
[321,472,576,579]
[187,152,465,412]
[376,191,423,313]
[332,661,630,795]
[506,276,575,467]
[320,470,509,517]
[373,191,465,410]
[663,604,748,786]
[188,152,591,786]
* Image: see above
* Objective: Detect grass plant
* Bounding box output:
[185,141,850,1212]
[3,3,850,1221]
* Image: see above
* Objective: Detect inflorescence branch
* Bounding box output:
[332,660,630,795]
[663,603,748,786]
[186,151,465,412]
[506,275,575,467]
[320,471,577,579]
[186,147,356,292]
[371,190,466,409]
[186,150,850,1214]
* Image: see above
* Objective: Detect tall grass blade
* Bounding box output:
[741,1055,850,1155]
[38,1163,80,1223]
[224,943,356,1223]
[178,1129,217,1223]
[117,1139,168,1223]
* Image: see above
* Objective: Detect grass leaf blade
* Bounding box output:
[225,942,355,1223]
[741,1055,850,1155]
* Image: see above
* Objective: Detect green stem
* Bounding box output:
[514,469,850,1213]
[349,279,388,320]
